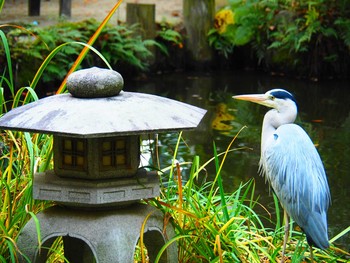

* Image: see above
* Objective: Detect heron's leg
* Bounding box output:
[281,210,289,263]
[309,245,314,263]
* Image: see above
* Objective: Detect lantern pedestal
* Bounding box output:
[17,204,177,263]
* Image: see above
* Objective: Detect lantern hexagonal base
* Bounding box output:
[33,169,159,208]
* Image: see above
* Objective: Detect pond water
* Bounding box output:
[125,70,350,251]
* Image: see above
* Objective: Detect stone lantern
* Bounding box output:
[0,67,206,262]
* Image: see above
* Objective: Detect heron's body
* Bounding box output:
[260,123,330,249]
[233,89,331,261]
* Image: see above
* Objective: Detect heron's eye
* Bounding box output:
[269,95,275,100]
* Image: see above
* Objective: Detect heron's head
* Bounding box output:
[233,89,298,111]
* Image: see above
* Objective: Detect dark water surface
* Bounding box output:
[125,70,350,251]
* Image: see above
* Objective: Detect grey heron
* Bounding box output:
[233,89,331,262]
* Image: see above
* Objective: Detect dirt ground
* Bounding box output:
[1,0,229,27]
[0,0,184,26]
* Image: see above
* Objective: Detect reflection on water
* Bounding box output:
[125,70,350,251]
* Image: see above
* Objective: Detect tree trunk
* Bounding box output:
[183,0,215,68]
[126,3,156,65]
[59,0,72,17]
[28,0,40,16]
[126,3,156,40]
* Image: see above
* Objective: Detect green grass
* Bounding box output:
[0,22,53,260]
[145,132,350,263]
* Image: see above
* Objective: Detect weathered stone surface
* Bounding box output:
[17,204,178,263]
[0,92,206,137]
[67,67,124,98]
[33,169,159,207]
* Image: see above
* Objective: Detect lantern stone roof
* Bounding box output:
[0,91,206,138]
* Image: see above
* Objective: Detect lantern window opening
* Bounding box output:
[61,138,87,171]
[100,137,129,171]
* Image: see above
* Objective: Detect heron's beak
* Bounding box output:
[233,94,274,108]
[233,94,266,102]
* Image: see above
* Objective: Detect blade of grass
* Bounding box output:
[139,210,155,263]
[0,30,14,97]
[176,162,183,208]
[175,161,186,229]
[238,180,255,213]
[2,141,14,220]
[56,0,124,94]
[166,131,183,197]
[214,234,223,263]
[209,126,247,194]
[207,126,247,219]
[3,239,17,263]
[273,193,281,232]
[187,155,199,196]
[0,86,3,115]
[12,86,39,109]
[29,41,112,98]
[229,182,243,219]
[24,132,35,176]
[37,135,53,173]
[0,0,4,13]
[213,141,229,222]
[25,206,42,251]
[329,225,350,244]
[154,235,192,263]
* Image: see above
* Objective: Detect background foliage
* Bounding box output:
[209,0,350,79]
[0,19,179,95]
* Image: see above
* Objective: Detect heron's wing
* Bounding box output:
[260,124,331,249]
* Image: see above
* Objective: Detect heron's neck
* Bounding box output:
[261,107,297,152]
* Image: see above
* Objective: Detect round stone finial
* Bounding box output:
[67,67,124,98]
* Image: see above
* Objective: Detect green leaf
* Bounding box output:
[234,26,254,46]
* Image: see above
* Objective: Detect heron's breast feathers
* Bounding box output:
[259,124,331,214]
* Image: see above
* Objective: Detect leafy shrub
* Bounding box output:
[209,0,350,79]
[1,19,166,88]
